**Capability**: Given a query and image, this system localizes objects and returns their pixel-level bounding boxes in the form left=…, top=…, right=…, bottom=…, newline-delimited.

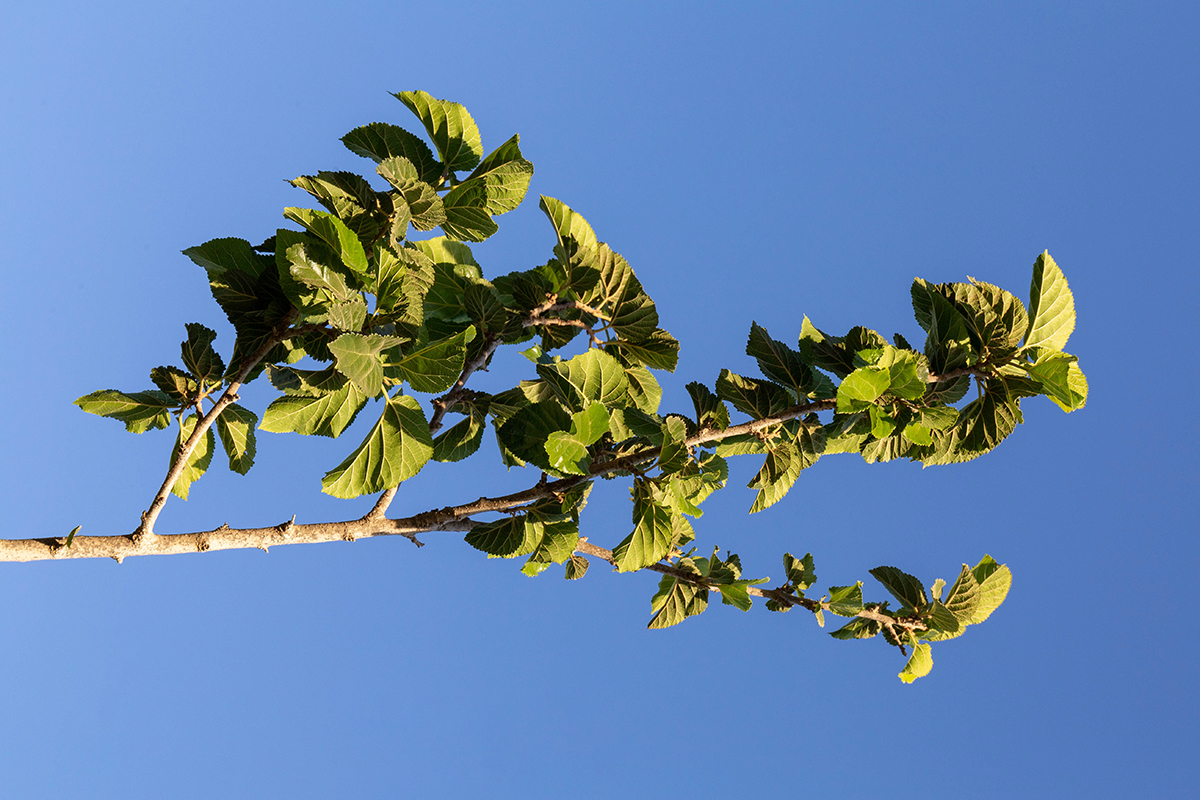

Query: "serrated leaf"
left=830, top=617, right=881, bottom=640
left=215, top=403, right=257, bottom=475
left=283, top=207, right=369, bottom=280
left=74, top=389, right=175, bottom=433
left=747, top=322, right=815, bottom=395
left=328, top=333, right=404, bottom=397
left=827, top=583, right=864, bottom=617
left=687, top=382, right=729, bottom=431
left=181, top=323, right=225, bottom=385
left=545, top=431, right=590, bottom=475
left=898, top=643, right=934, bottom=683
left=603, top=330, right=680, bottom=372
left=495, top=400, right=573, bottom=472
left=465, top=516, right=539, bottom=558
left=394, top=90, right=483, bottom=174
left=783, top=552, right=816, bottom=591
left=341, top=121, right=442, bottom=183
left=649, top=568, right=709, bottom=629
left=1024, top=251, right=1075, bottom=352
left=1026, top=352, right=1088, bottom=411
left=170, top=414, right=215, bottom=500
left=386, top=327, right=475, bottom=394
left=612, top=488, right=675, bottom=572
left=716, top=370, right=793, bottom=420
left=870, top=566, right=928, bottom=611
left=320, top=393, right=434, bottom=499
left=968, top=555, right=1012, bottom=624
left=150, top=366, right=198, bottom=403
left=182, top=237, right=264, bottom=278
left=265, top=381, right=367, bottom=441
left=289, top=171, right=383, bottom=239
left=836, top=366, right=891, bottom=413
left=625, top=366, right=663, bottom=415
left=431, top=411, right=485, bottom=462
left=537, top=348, right=630, bottom=410
left=564, top=554, right=590, bottom=580
left=748, top=441, right=805, bottom=513
left=582, top=244, right=658, bottom=342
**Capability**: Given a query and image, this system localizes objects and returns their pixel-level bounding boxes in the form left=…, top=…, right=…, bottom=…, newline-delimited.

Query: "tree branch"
left=135, top=311, right=300, bottom=541
left=2, top=398, right=838, bottom=563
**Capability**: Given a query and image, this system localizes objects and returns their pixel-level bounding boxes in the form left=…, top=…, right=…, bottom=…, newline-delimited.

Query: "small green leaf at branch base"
left=170, top=414, right=215, bottom=500
left=66, top=526, right=81, bottom=548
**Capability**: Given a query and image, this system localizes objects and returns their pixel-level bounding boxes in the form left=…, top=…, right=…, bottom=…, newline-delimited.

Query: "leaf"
left=539, top=196, right=599, bottom=278
left=66, top=525, right=80, bottom=548
left=625, top=366, right=663, bottom=415
left=387, top=327, right=476, bottom=394
left=170, top=414, right=215, bottom=500
left=329, top=333, right=404, bottom=397
left=150, top=366, right=198, bottom=404
left=182, top=237, right=264, bottom=278
left=495, top=400, right=574, bottom=472
left=394, top=90, right=483, bottom=174
left=648, top=571, right=709, bottom=629
left=283, top=207, right=369, bottom=279
left=827, top=583, right=864, bottom=617
left=259, top=371, right=368, bottom=438
left=74, top=389, right=175, bottom=433
left=870, top=566, right=928, bottom=611
left=1024, top=251, right=1075, bottom=352
left=829, top=617, right=881, bottom=640
left=603, top=331, right=680, bottom=372
left=968, top=555, right=1012, bottom=624
left=564, top=554, right=590, bottom=580
left=898, top=643, right=934, bottom=683
left=215, top=403, right=258, bottom=475
left=835, top=366, right=891, bottom=413
left=440, top=187, right=499, bottom=242
left=465, top=516, right=539, bottom=558
left=582, top=244, right=659, bottom=342
left=375, top=244, right=435, bottom=325
left=537, top=348, right=630, bottom=410
left=748, top=441, right=805, bottom=513
left=321, top=394, right=434, bottom=499
left=545, top=431, right=590, bottom=475
left=612, top=486, right=676, bottom=572
left=432, top=412, right=486, bottom=463
left=687, top=382, right=729, bottom=431
left=715, top=370, right=793, bottom=420
left=180, top=323, right=225, bottom=385
left=747, top=322, right=815, bottom=395
left=912, top=279, right=975, bottom=373
left=289, top=171, right=384, bottom=239
left=341, top=121, right=442, bottom=183
left=1026, top=352, right=1088, bottom=412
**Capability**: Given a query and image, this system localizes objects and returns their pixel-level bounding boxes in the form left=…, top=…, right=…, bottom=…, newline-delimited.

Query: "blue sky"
left=1, top=1, right=1196, bottom=797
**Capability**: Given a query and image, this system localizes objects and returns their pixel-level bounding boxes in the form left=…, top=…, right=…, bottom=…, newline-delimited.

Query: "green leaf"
left=260, top=371, right=368, bottom=439
left=182, top=237, right=264, bottom=278
left=869, top=405, right=896, bottom=439
left=181, top=323, right=225, bottom=385
left=783, top=552, right=816, bottom=591
left=870, top=566, right=928, bottom=611
left=603, top=331, right=680, bottom=372
left=544, top=431, right=590, bottom=475
left=170, top=414, right=215, bottom=500
left=74, top=389, right=175, bottom=433
left=341, top=121, right=441, bottom=183
left=440, top=186, right=499, bottom=242
left=564, top=554, right=590, bottom=580
left=829, top=616, right=881, bottom=640
left=411, top=236, right=479, bottom=268
left=716, top=370, right=793, bottom=420
left=836, top=366, right=890, bottom=413
left=539, top=196, right=599, bottom=276
left=827, top=583, right=864, bottom=617
left=648, top=569, right=709, bottom=629
left=495, top=400, right=574, bottom=472
left=328, top=333, right=404, bottom=397
left=748, top=441, right=805, bottom=513
left=386, top=327, right=476, bottom=394
left=1024, top=251, right=1075, bottom=352
left=625, top=366, right=663, bottom=415
left=394, top=90, right=483, bottom=174
left=968, top=555, right=1012, bottom=624
left=898, top=643, right=934, bottom=684
left=289, top=171, right=384, bottom=239
left=215, top=403, right=257, bottom=475
left=150, top=366, right=198, bottom=404
left=716, top=582, right=755, bottom=612
left=465, top=516, right=539, bottom=558
left=687, top=382, right=729, bottom=431
left=375, top=244, right=435, bottom=325
left=444, top=133, right=534, bottom=220
left=912, top=279, right=975, bottom=373
left=1026, top=352, right=1088, bottom=412
left=321, top=394, right=434, bottom=499
left=901, top=422, right=933, bottom=446
left=283, top=207, right=369, bottom=279
left=432, top=411, right=486, bottom=463
left=582, top=245, right=659, bottom=342
left=747, top=322, right=815, bottom=395
left=66, top=525, right=80, bottom=548
left=612, top=486, right=677, bottom=572
left=537, top=348, right=630, bottom=410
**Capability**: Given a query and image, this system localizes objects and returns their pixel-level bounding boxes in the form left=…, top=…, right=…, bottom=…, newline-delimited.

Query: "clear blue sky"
left=2, top=1, right=1196, bottom=797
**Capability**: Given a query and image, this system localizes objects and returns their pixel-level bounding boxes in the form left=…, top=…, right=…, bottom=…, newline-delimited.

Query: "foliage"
left=65, top=91, right=1086, bottom=682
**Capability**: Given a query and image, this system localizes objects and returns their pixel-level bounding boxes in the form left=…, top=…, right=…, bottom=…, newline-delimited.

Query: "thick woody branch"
left=1, top=396, right=840, bottom=563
